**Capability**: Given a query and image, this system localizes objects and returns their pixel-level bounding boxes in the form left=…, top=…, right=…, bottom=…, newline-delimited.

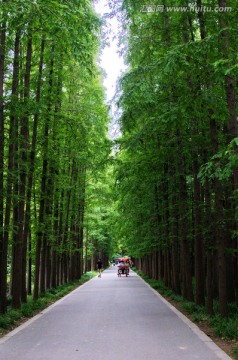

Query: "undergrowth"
left=0, top=271, right=97, bottom=333
left=135, top=269, right=238, bottom=359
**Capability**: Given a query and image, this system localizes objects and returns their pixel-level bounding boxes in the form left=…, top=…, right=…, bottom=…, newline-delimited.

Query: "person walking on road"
left=97, top=258, right=103, bottom=277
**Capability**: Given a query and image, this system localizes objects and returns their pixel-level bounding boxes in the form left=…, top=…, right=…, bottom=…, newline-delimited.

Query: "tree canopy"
left=0, top=0, right=111, bottom=312
left=0, top=0, right=238, bottom=320
left=112, top=0, right=238, bottom=317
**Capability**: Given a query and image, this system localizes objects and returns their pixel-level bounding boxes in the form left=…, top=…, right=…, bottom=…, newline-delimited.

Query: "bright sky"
left=94, top=1, right=126, bottom=103
left=94, top=0, right=128, bottom=139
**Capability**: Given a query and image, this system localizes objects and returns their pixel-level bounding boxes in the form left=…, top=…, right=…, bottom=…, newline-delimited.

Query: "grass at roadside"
left=0, top=271, right=97, bottom=335
left=135, top=269, right=238, bottom=359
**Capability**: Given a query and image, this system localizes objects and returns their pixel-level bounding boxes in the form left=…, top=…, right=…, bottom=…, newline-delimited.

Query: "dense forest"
left=114, top=0, right=238, bottom=317
left=0, top=0, right=238, bottom=321
left=0, top=0, right=112, bottom=314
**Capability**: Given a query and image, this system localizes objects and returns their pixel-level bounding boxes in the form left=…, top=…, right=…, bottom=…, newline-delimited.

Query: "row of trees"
left=114, top=0, right=238, bottom=316
left=83, top=166, right=116, bottom=272
left=0, top=0, right=111, bottom=314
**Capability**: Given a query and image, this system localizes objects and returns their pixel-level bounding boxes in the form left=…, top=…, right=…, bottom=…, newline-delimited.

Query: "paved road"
left=0, top=267, right=232, bottom=360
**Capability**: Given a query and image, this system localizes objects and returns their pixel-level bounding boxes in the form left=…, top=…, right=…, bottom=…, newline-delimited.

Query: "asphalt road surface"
left=0, top=266, right=232, bottom=360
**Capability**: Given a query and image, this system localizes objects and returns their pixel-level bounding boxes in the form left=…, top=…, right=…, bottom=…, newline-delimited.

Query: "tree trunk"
left=196, top=0, right=206, bottom=40
left=44, top=156, right=54, bottom=289
left=61, top=162, right=74, bottom=284
left=204, top=174, right=214, bottom=314
left=163, top=164, right=171, bottom=287
left=196, top=0, right=215, bottom=315
left=48, top=55, right=63, bottom=286
left=10, top=29, right=25, bottom=309
left=84, top=225, right=89, bottom=273
left=34, top=51, right=54, bottom=300
left=39, top=53, right=54, bottom=295
left=2, top=29, right=21, bottom=310
left=170, top=162, right=180, bottom=294
left=0, top=4, right=6, bottom=313
left=177, top=131, right=193, bottom=301
left=210, top=117, right=227, bottom=316
left=57, top=190, right=65, bottom=285
left=24, top=36, right=45, bottom=296
left=18, top=30, right=33, bottom=303
left=27, top=232, right=32, bottom=295
left=51, top=192, right=59, bottom=288
left=76, top=167, right=86, bottom=279
left=193, top=132, right=205, bottom=306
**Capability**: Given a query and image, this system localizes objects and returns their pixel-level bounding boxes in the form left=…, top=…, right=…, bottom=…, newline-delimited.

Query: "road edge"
left=137, top=273, right=232, bottom=360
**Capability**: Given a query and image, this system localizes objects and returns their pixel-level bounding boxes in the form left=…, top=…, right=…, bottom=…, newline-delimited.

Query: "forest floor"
left=162, top=294, right=238, bottom=360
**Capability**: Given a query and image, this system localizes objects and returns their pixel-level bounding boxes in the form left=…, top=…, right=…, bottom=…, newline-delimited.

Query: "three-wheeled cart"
left=117, top=257, right=130, bottom=277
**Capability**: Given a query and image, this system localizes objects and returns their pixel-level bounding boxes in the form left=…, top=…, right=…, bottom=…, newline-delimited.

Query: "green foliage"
left=110, top=0, right=238, bottom=319
left=84, top=163, right=117, bottom=262
left=198, top=138, right=238, bottom=183
left=209, top=315, right=238, bottom=340
left=0, top=315, right=12, bottom=330
left=21, top=303, right=34, bottom=318
left=232, top=346, right=238, bottom=360
left=0, top=0, right=112, bottom=313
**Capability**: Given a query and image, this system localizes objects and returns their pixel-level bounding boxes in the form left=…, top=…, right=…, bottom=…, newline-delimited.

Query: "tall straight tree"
left=24, top=36, right=45, bottom=295
left=0, top=0, right=7, bottom=313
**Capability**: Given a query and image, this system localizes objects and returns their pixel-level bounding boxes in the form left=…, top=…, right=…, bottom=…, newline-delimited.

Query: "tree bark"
left=0, top=3, right=7, bottom=313
left=34, top=52, right=54, bottom=300
left=170, top=162, right=181, bottom=294
left=84, top=225, right=89, bottom=273
left=210, top=116, right=227, bottom=316
left=2, top=29, right=21, bottom=311
left=76, top=167, right=86, bottom=279
left=18, top=30, right=33, bottom=304
left=193, top=131, right=205, bottom=306
left=49, top=54, right=63, bottom=286
left=39, top=52, right=54, bottom=295
left=177, top=130, right=193, bottom=301
left=24, top=36, right=45, bottom=296
left=11, top=29, right=30, bottom=309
